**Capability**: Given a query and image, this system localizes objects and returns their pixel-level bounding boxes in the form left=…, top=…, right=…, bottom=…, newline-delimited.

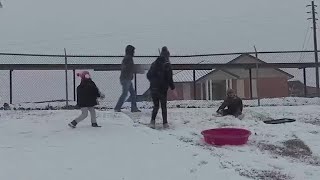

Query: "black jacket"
left=76, top=79, right=101, bottom=107
left=147, top=56, right=175, bottom=93
left=217, top=96, right=243, bottom=113
left=120, top=55, right=135, bottom=81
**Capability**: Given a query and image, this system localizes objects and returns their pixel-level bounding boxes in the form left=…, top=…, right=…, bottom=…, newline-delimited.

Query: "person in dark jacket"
left=68, top=71, right=105, bottom=128
left=147, top=47, right=175, bottom=129
left=216, top=89, right=244, bottom=118
left=114, top=45, right=140, bottom=112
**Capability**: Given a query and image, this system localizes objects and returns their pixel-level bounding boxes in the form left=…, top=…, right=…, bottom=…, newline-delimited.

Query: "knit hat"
left=76, top=71, right=91, bottom=79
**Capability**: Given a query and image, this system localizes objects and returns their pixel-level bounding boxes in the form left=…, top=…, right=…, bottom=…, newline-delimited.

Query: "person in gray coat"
left=114, top=45, right=140, bottom=112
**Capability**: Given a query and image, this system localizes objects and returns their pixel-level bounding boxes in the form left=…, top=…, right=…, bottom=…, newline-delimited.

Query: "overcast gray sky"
left=1, top=0, right=320, bottom=104
left=0, top=0, right=316, bottom=55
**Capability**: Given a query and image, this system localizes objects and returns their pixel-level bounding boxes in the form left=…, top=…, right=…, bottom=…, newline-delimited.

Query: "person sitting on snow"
left=216, top=89, right=244, bottom=119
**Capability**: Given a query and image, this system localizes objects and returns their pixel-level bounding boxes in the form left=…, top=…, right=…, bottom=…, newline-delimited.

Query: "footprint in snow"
left=198, top=160, right=208, bottom=166
left=190, top=168, right=197, bottom=173
left=19, top=131, right=32, bottom=135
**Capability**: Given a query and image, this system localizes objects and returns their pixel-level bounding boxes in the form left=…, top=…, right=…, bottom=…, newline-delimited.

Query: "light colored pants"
left=114, top=80, right=138, bottom=111
left=74, top=107, right=97, bottom=124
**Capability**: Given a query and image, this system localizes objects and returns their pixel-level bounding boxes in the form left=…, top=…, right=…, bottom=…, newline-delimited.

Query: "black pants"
left=221, top=109, right=242, bottom=117
left=151, top=91, right=168, bottom=124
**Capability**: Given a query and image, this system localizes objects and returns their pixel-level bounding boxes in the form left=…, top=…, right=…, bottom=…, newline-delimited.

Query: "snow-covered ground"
left=5, top=97, right=320, bottom=110
left=0, top=103, right=320, bottom=180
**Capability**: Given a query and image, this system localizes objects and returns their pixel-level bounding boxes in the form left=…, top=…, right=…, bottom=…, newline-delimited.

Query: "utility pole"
left=307, top=1, right=320, bottom=96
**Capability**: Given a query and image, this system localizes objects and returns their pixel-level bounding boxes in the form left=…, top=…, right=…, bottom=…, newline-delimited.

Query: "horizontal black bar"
left=0, top=63, right=319, bottom=71
left=0, top=50, right=319, bottom=58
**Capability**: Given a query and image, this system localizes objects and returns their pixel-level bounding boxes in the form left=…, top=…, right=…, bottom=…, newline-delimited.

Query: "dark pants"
left=221, top=109, right=242, bottom=117
left=115, top=80, right=138, bottom=111
left=151, top=91, right=168, bottom=124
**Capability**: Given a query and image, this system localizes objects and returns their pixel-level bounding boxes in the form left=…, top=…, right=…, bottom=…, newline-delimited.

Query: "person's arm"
left=95, top=87, right=101, bottom=98
left=166, top=63, right=175, bottom=90
left=147, top=63, right=155, bottom=81
left=146, top=70, right=152, bottom=81
left=76, top=86, right=81, bottom=106
left=239, top=98, right=243, bottom=112
left=90, top=81, right=100, bottom=98
left=217, top=98, right=229, bottom=112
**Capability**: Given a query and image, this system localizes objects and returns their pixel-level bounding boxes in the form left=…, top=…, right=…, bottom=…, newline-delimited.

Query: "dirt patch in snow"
left=305, top=120, right=320, bottom=126
left=236, top=168, right=293, bottom=180
left=258, top=139, right=320, bottom=166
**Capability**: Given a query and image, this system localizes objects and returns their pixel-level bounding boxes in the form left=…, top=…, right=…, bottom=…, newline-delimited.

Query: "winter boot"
left=92, top=123, right=101, bottom=127
left=149, top=120, right=156, bottom=129
left=68, top=120, right=77, bottom=128
left=237, top=114, right=245, bottom=120
left=163, top=123, right=169, bottom=129
left=131, top=109, right=141, bottom=113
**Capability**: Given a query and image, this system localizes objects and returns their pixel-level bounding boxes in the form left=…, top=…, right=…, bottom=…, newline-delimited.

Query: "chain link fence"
left=0, top=50, right=320, bottom=109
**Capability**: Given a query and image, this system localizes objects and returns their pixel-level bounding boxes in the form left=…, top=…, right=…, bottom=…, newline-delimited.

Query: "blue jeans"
left=114, top=80, right=138, bottom=111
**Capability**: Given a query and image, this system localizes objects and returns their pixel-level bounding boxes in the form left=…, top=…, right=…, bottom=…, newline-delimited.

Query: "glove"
left=100, top=93, right=105, bottom=99
left=216, top=109, right=223, bottom=115
left=170, top=84, right=175, bottom=90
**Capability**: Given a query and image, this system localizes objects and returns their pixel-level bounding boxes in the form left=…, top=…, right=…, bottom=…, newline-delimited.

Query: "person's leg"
left=222, top=109, right=232, bottom=116
left=114, top=80, right=130, bottom=111
left=128, top=81, right=140, bottom=112
left=160, top=92, right=168, bottom=126
left=150, top=92, right=160, bottom=128
left=88, top=107, right=96, bottom=122
left=74, top=108, right=89, bottom=123
left=233, top=109, right=244, bottom=119
left=68, top=108, right=88, bottom=128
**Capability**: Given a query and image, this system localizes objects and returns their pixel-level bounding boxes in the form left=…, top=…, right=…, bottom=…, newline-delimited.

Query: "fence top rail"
left=0, top=50, right=319, bottom=58
left=0, top=63, right=318, bottom=71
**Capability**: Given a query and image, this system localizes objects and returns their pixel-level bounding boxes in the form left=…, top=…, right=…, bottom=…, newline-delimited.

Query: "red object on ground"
left=201, top=128, right=251, bottom=146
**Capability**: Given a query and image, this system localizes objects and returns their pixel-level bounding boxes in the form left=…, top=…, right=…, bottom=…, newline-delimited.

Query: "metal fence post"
left=64, top=48, right=69, bottom=107
left=73, top=69, right=76, bottom=101
left=9, top=70, right=13, bottom=104
left=134, top=73, right=137, bottom=95
left=255, top=64, right=260, bottom=106
left=254, top=46, right=260, bottom=106
left=249, top=68, right=253, bottom=99
left=193, top=69, right=196, bottom=100
left=303, top=68, right=307, bottom=97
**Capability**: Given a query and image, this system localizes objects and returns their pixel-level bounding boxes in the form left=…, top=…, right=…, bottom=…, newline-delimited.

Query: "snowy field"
left=0, top=101, right=320, bottom=180
left=3, top=97, right=320, bottom=110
